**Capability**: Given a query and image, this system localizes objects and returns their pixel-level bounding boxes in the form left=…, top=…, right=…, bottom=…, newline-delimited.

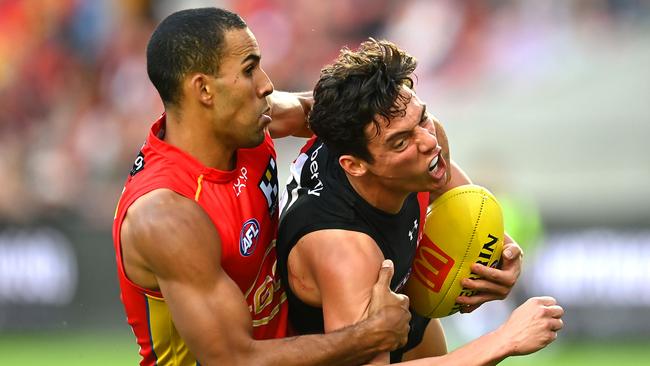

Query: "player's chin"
left=425, top=173, right=448, bottom=191
left=242, top=130, right=266, bottom=149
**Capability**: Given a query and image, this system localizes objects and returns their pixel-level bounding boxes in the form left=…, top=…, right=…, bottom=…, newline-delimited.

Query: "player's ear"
left=187, top=73, right=213, bottom=106
left=339, top=155, right=367, bottom=177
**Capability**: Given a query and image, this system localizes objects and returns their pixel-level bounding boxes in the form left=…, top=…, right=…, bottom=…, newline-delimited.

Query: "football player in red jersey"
left=112, top=8, right=410, bottom=366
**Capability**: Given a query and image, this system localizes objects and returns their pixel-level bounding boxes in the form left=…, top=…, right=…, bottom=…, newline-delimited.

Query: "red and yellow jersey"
left=112, top=115, right=289, bottom=366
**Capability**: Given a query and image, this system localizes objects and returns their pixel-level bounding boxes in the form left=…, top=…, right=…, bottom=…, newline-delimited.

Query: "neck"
left=345, top=173, right=409, bottom=214
left=164, top=109, right=236, bottom=171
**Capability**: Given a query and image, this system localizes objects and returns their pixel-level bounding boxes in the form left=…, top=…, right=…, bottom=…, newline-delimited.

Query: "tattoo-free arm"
left=290, top=229, right=393, bottom=364
left=268, top=91, right=314, bottom=138
left=121, top=189, right=404, bottom=366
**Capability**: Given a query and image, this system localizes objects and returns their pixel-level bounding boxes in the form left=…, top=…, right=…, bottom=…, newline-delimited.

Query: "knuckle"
left=400, top=294, right=410, bottom=305
left=499, top=275, right=515, bottom=287
left=498, top=285, right=510, bottom=296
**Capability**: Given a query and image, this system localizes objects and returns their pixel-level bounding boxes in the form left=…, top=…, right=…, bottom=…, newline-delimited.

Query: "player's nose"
left=258, top=68, right=274, bottom=98
left=416, top=126, right=438, bottom=153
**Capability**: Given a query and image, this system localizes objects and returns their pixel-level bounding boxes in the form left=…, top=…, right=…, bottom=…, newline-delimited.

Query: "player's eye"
left=244, top=64, right=255, bottom=76
left=394, top=139, right=408, bottom=150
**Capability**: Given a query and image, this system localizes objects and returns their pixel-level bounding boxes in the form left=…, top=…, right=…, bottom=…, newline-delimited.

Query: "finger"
left=398, top=293, right=410, bottom=309
left=461, top=278, right=510, bottom=296
left=545, top=304, right=564, bottom=319
left=375, top=259, right=395, bottom=289
left=532, top=296, right=557, bottom=306
left=469, top=264, right=517, bottom=287
left=460, top=304, right=480, bottom=314
left=456, top=292, right=501, bottom=306
left=502, top=242, right=523, bottom=261
left=549, top=318, right=564, bottom=332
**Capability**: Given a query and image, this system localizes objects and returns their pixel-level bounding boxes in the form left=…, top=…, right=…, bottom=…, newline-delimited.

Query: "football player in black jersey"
left=278, top=39, right=564, bottom=365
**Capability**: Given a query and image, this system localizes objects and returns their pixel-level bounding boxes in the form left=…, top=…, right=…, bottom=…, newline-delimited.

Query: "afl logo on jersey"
left=239, top=218, right=260, bottom=257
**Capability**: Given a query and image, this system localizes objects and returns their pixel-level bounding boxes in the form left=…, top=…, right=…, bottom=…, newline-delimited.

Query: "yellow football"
left=405, top=184, right=504, bottom=318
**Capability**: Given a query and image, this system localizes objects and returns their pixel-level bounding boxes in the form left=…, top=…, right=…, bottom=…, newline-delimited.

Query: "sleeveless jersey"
left=277, top=136, right=430, bottom=362
left=112, top=115, right=289, bottom=366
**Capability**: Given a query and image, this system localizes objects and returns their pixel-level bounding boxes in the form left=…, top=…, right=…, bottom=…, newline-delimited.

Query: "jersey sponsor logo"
left=233, top=166, right=248, bottom=196
left=307, top=143, right=325, bottom=197
left=239, top=219, right=261, bottom=257
left=129, top=151, right=145, bottom=176
left=258, top=157, right=278, bottom=215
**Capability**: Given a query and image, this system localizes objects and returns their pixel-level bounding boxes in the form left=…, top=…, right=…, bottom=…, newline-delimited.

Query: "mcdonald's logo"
left=412, top=235, right=455, bottom=293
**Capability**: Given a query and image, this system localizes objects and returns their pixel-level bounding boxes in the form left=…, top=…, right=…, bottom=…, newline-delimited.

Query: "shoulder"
left=122, top=189, right=221, bottom=275
left=125, top=189, right=207, bottom=233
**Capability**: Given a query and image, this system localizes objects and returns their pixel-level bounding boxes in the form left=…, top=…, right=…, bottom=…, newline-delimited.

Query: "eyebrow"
left=241, top=54, right=261, bottom=65
left=384, top=103, right=428, bottom=145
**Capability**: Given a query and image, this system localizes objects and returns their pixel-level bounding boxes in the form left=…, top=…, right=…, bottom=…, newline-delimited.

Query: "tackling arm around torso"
left=120, top=189, right=408, bottom=366
left=286, top=226, right=561, bottom=366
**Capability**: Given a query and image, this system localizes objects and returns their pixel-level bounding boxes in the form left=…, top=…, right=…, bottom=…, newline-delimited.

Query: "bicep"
left=157, top=261, right=254, bottom=364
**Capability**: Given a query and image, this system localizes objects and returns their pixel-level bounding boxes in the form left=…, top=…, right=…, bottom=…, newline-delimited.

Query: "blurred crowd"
left=0, top=0, right=647, bottom=227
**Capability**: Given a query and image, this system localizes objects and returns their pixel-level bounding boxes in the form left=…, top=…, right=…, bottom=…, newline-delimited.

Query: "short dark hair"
left=309, top=39, right=417, bottom=163
left=146, top=8, right=247, bottom=107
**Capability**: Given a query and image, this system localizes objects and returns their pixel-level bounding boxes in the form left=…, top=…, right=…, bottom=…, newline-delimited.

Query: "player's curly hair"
left=146, top=8, right=247, bottom=107
left=309, top=38, right=417, bottom=163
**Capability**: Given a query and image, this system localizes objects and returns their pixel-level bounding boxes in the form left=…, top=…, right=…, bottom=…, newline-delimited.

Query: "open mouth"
left=429, top=154, right=439, bottom=172
left=428, top=152, right=446, bottom=180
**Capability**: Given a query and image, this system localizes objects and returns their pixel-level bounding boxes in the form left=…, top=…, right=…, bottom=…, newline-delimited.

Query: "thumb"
left=502, top=243, right=522, bottom=263
left=375, top=259, right=395, bottom=289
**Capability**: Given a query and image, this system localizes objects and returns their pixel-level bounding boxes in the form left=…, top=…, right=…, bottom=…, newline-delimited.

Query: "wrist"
left=356, top=314, right=394, bottom=354
left=485, top=327, right=512, bottom=363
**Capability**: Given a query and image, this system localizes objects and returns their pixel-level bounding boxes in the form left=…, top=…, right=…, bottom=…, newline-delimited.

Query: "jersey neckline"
left=147, top=114, right=241, bottom=183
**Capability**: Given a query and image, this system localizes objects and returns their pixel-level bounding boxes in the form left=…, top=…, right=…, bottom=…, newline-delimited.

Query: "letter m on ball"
left=412, top=235, right=455, bottom=293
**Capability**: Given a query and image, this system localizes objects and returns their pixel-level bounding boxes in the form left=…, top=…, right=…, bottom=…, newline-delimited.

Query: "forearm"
left=268, top=91, right=313, bottom=138
left=395, top=329, right=509, bottom=366
left=245, top=316, right=393, bottom=366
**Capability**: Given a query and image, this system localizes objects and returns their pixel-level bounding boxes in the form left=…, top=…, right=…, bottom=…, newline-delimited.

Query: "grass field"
left=0, top=329, right=647, bottom=365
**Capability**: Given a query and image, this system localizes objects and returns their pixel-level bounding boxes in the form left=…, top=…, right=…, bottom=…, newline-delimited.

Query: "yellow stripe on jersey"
left=114, top=187, right=126, bottom=219
left=194, top=174, right=204, bottom=202
left=145, top=294, right=197, bottom=366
